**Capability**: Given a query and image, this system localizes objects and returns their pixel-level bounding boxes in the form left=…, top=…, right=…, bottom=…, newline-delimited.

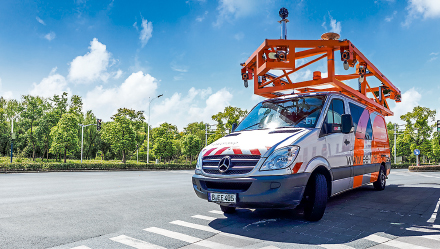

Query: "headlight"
left=196, top=152, right=203, bottom=170
left=260, top=145, right=299, bottom=171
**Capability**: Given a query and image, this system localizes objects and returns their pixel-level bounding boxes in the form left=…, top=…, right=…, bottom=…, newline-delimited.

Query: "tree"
left=400, top=106, right=436, bottom=161
left=20, top=95, right=44, bottom=161
left=83, top=110, right=100, bottom=160
left=184, top=122, right=207, bottom=145
left=153, top=137, right=175, bottom=162
left=36, top=111, right=57, bottom=161
left=209, top=106, right=247, bottom=144
left=181, top=134, right=202, bottom=164
left=50, top=113, right=79, bottom=163
left=101, top=108, right=140, bottom=163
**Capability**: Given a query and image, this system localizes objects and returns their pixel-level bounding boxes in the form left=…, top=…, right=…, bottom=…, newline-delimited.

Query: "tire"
left=220, top=205, right=236, bottom=214
left=373, top=166, right=386, bottom=191
left=303, top=173, right=328, bottom=221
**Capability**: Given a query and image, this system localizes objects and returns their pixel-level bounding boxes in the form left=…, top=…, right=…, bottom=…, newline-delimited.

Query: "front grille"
left=202, top=155, right=260, bottom=175
left=202, top=181, right=252, bottom=191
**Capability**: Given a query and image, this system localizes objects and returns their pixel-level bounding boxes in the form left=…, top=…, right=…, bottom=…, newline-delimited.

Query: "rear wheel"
left=373, top=166, right=386, bottom=191
left=220, top=205, right=236, bottom=214
left=303, top=173, right=328, bottom=221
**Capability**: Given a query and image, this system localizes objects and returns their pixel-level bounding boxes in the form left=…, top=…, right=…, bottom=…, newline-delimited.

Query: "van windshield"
left=235, top=96, right=326, bottom=131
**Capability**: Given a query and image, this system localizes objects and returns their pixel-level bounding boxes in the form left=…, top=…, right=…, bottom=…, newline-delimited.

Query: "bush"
left=408, top=165, right=440, bottom=172
left=0, top=162, right=195, bottom=172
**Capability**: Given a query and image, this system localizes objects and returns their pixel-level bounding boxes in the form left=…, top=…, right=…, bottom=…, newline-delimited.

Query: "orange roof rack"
left=240, top=8, right=401, bottom=116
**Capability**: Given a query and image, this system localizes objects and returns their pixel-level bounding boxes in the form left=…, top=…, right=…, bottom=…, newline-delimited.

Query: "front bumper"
left=192, top=173, right=310, bottom=209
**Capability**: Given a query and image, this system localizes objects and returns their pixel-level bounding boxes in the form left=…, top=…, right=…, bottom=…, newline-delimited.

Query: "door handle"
left=344, top=139, right=350, bottom=145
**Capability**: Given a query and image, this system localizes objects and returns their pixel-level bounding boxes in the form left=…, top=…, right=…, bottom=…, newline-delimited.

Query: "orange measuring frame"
left=241, top=39, right=401, bottom=116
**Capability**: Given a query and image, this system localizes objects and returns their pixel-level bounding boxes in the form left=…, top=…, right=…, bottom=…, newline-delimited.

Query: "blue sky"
left=0, top=0, right=439, bottom=129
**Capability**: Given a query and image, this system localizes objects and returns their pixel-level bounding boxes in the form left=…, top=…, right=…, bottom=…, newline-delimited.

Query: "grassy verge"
left=408, top=165, right=440, bottom=172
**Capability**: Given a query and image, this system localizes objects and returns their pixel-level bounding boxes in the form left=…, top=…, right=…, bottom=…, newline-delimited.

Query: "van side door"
left=321, top=98, right=353, bottom=194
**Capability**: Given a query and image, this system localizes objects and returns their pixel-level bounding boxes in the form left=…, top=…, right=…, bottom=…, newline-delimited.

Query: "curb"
left=0, top=168, right=195, bottom=174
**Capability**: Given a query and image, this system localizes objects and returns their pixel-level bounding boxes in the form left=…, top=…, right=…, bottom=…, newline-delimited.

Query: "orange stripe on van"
left=292, top=162, right=303, bottom=174
left=353, top=175, right=363, bottom=188
left=370, top=172, right=379, bottom=182
left=214, top=147, right=230, bottom=155
left=250, top=149, right=261, bottom=155
left=232, top=147, right=242, bottom=154
left=203, top=148, right=216, bottom=157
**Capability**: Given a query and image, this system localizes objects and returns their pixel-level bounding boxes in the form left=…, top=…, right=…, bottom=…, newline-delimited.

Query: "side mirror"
left=231, top=123, right=238, bottom=133
left=341, top=114, right=353, bottom=134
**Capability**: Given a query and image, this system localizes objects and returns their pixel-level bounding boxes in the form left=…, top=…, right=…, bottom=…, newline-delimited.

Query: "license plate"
left=209, top=193, right=236, bottom=203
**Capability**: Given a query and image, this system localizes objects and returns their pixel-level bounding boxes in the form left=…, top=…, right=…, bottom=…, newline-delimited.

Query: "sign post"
left=414, top=149, right=420, bottom=166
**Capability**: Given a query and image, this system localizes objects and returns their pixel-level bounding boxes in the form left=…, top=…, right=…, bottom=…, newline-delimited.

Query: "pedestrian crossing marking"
left=192, top=214, right=217, bottom=221
left=364, top=234, right=430, bottom=249
left=319, top=244, right=355, bottom=249
left=209, top=210, right=224, bottom=215
left=363, top=234, right=391, bottom=243
left=70, top=246, right=92, bottom=249
left=110, top=235, right=166, bottom=249
left=171, top=220, right=219, bottom=233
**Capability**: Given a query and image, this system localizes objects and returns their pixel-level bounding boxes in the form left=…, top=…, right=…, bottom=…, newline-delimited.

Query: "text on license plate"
left=209, top=193, right=236, bottom=203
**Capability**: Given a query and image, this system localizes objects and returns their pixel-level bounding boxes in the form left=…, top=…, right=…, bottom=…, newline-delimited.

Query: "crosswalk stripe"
left=144, top=227, right=200, bottom=243
left=170, top=220, right=219, bottom=233
left=209, top=210, right=224, bottom=215
left=192, top=214, right=217, bottom=221
left=71, top=246, right=92, bottom=249
left=258, top=246, right=281, bottom=249
left=406, top=226, right=440, bottom=233
left=433, top=225, right=440, bottom=229
left=320, top=244, right=355, bottom=249
left=422, top=234, right=440, bottom=241
left=110, top=235, right=166, bottom=249
left=364, top=234, right=430, bottom=249
left=144, top=227, right=236, bottom=249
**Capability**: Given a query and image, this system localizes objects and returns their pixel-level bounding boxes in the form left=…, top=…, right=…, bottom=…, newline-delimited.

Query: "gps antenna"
left=279, top=7, right=289, bottom=39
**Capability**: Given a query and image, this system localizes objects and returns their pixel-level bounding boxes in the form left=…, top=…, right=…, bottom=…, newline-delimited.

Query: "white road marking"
left=170, top=220, right=219, bottom=233
left=144, top=227, right=200, bottom=243
left=192, top=214, right=217, bottom=221
left=209, top=210, right=224, bottom=215
left=259, top=246, right=281, bottom=249
left=71, top=246, right=92, bottom=249
left=422, top=234, right=440, bottom=241
left=320, top=244, right=355, bottom=249
left=144, top=227, right=236, bottom=249
left=364, top=234, right=430, bottom=249
left=110, top=235, right=166, bottom=249
left=406, top=226, right=440, bottom=233
left=170, top=220, right=260, bottom=242
left=427, top=198, right=440, bottom=223
left=433, top=225, right=440, bottom=229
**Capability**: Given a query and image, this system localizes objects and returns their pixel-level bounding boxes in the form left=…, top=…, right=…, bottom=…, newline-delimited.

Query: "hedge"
left=0, top=163, right=196, bottom=172
left=408, top=165, right=440, bottom=172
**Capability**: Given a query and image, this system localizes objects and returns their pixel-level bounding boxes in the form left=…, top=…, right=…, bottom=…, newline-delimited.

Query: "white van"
left=192, top=92, right=390, bottom=221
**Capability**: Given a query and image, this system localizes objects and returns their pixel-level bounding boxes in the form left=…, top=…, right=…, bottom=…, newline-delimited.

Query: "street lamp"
left=138, top=110, right=145, bottom=163
left=10, top=115, right=18, bottom=163
left=147, top=94, right=163, bottom=164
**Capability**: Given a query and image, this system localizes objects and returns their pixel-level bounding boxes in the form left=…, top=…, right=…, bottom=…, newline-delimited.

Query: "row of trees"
left=0, top=92, right=247, bottom=163
left=387, top=106, right=440, bottom=164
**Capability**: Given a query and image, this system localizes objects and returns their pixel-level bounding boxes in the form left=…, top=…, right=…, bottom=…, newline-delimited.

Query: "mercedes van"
left=192, top=92, right=390, bottom=221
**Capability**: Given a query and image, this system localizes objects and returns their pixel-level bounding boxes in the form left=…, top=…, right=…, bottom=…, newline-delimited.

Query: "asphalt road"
left=1, top=169, right=440, bottom=249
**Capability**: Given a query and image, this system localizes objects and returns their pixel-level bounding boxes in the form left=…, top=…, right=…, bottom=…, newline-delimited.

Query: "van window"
left=322, top=98, right=345, bottom=134
left=349, top=103, right=373, bottom=140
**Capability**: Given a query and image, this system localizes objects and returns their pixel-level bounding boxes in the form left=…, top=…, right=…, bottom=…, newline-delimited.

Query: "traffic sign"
left=414, top=149, right=420, bottom=156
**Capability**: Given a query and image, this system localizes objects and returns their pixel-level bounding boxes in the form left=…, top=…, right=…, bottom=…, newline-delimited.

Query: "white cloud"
left=385, top=88, right=421, bottom=124
left=214, top=0, right=256, bottom=27
left=36, top=16, right=46, bottom=25
left=83, top=71, right=158, bottom=117
left=30, top=67, right=71, bottom=98
left=0, top=77, right=13, bottom=100
left=44, top=31, right=56, bottom=41
left=171, top=66, right=188, bottom=73
left=234, top=32, right=244, bottom=40
left=113, top=69, right=123, bottom=79
left=322, top=13, right=341, bottom=34
left=404, top=0, right=440, bottom=26
left=68, top=38, right=111, bottom=83
left=385, top=11, right=397, bottom=22
left=196, top=11, right=208, bottom=22
left=151, top=87, right=233, bottom=130
left=140, top=18, right=153, bottom=47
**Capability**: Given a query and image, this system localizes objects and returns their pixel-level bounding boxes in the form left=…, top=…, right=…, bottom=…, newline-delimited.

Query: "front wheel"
left=220, top=205, right=236, bottom=214
left=373, top=166, right=386, bottom=191
left=303, top=173, right=328, bottom=221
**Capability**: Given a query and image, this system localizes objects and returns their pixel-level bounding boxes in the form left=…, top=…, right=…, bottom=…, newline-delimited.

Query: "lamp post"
left=147, top=94, right=163, bottom=164
left=78, top=123, right=97, bottom=163
left=10, top=116, right=18, bottom=163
